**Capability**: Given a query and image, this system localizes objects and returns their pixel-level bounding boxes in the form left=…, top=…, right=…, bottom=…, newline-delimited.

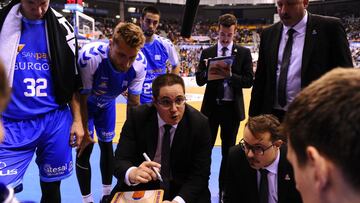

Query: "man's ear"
left=306, top=146, right=330, bottom=191
left=273, top=139, right=284, bottom=148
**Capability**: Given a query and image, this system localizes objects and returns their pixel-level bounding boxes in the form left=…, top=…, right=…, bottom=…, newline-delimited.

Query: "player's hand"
left=70, top=120, right=84, bottom=148
left=129, top=161, right=161, bottom=184
left=77, top=131, right=95, bottom=157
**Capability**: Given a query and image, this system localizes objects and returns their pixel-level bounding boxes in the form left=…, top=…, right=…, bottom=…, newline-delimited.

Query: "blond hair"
left=112, top=22, right=145, bottom=50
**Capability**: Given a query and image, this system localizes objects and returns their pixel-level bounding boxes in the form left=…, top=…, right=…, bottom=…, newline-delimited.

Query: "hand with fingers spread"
left=129, top=161, right=161, bottom=184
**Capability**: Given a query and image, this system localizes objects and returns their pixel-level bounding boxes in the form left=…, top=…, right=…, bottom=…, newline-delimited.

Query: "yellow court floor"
left=113, top=87, right=252, bottom=146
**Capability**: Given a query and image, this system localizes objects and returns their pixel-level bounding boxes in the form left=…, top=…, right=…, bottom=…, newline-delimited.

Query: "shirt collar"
left=263, top=149, right=280, bottom=175
left=283, top=10, right=308, bottom=35
left=157, top=113, right=178, bottom=129
left=217, top=41, right=233, bottom=53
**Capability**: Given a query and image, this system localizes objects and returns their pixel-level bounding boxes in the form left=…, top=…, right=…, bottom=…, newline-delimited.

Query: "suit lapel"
left=301, top=13, right=316, bottom=86
left=211, top=44, right=218, bottom=57
left=271, top=23, right=283, bottom=81
left=277, top=147, right=290, bottom=203
left=146, top=109, right=159, bottom=159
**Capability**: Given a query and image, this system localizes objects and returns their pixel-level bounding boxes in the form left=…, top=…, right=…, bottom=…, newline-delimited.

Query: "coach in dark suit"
left=223, top=115, right=302, bottom=203
left=110, top=74, right=212, bottom=203
left=249, top=0, right=353, bottom=121
left=196, top=13, right=253, bottom=197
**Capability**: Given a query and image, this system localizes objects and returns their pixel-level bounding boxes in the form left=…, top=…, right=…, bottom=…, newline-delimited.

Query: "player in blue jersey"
left=0, top=0, right=84, bottom=202
left=139, top=6, right=180, bottom=104
left=76, top=22, right=146, bottom=203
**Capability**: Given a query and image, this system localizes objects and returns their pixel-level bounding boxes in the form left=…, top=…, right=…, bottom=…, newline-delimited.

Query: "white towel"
left=0, top=3, right=22, bottom=87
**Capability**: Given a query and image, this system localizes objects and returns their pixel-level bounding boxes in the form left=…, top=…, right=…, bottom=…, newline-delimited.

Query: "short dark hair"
left=152, top=74, right=185, bottom=99
left=141, top=6, right=160, bottom=18
left=282, top=68, right=360, bottom=190
left=246, top=114, right=283, bottom=142
left=218, top=13, right=237, bottom=28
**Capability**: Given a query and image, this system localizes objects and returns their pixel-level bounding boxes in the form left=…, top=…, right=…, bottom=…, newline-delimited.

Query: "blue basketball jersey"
left=3, top=18, right=58, bottom=119
left=140, top=35, right=179, bottom=104
left=78, top=42, right=147, bottom=107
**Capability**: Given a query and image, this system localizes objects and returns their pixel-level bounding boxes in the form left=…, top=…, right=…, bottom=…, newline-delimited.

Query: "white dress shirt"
left=125, top=115, right=185, bottom=203
left=257, top=151, right=280, bottom=203
left=275, top=10, right=308, bottom=110
left=217, top=41, right=234, bottom=101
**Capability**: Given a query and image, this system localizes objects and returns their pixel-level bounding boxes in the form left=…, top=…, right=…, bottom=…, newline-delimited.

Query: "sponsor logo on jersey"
left=43, top=161, right=72, bottom=176
left=0, top=162, right=18, bottom=176
left=15, top=62, right=50, bottom=71
left=21, top=51, right=49, bottom=60
left=101, top=131, right=114, bottom=138
left=121, top=80, right=128, bottom=88
left=99, top=82, right=108, bottom=88
left=17, top=44, right=25, bottom=53
left=155, top=55, right=161, bottom=61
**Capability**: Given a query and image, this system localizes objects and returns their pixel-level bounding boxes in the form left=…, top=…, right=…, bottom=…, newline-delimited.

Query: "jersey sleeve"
left=159, top=36, right=180, bottom=68
left=128, top=51, right=147, bottom=95
left=78, top=42, right=107, bottom=94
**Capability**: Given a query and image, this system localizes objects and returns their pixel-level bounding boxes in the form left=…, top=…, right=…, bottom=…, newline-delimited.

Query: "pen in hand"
left=142, top=152, right=163, bottom=182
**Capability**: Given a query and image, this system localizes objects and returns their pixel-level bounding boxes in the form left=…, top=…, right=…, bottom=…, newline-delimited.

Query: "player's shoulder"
left=155, top=35, right=175, bottom=47
left=78, top=42, right=108, bottom=68
left=80, top=41, right=108, bottom=56
left=132, top=50, right=147, bottom=71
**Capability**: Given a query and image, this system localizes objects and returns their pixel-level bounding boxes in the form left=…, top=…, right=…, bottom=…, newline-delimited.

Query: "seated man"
left=283, top=68, right=360, bottom=203
left=111, top=73, right=212, bottom=203
left=223, top=114, right=302, bottom=203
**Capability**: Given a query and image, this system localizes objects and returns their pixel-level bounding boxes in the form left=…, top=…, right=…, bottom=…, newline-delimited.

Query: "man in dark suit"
left=110, top=74, right=212, bottom=203
left=223, top=114, right=302, bottom=203
left=195, top=13, right=253, bottom=198
left=249, top=0, right=353, bottom=121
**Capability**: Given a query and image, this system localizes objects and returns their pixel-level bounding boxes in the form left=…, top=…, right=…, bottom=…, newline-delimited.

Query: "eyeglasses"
left=239, top=138, right=274, bottom=156
left=156, top=96, right=186, bottom=109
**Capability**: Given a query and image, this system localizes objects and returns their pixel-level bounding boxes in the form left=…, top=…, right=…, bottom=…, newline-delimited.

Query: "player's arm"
left=163, top=37, right=180, bottom=75
left=76, top=44, right=101, bottom=155
left=126, top=51, right=147, bottom=117
left=69, top=92, right=84, bottom=148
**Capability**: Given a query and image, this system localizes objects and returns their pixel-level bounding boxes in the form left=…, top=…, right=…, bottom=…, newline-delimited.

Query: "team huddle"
left=1, top=0, right=360, bottom=203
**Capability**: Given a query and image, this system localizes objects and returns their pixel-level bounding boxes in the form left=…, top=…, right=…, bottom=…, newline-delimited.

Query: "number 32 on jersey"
left=23, top=78, right=47, bottom=97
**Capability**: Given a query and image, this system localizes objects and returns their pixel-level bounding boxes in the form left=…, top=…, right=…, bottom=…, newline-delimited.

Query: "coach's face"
left=21, top=0, right=49, bottom=20
left=218, top=24, right=236, bottom=48
left=277, top=0, right=309, bottom=27
left=154, top=84, right=185, bottom=125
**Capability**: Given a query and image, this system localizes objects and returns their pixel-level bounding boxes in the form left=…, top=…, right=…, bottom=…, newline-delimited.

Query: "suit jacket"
left=196, top=43, right=253, bottom=121
left=223, top=145, right=302, bottom=203
left=113, top=104, right=212, bottom=203
left=249, top=13, right=353, bottom=116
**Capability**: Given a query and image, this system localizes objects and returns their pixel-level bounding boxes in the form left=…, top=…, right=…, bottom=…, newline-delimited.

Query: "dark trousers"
left=208, top=101, right=240, bottom=195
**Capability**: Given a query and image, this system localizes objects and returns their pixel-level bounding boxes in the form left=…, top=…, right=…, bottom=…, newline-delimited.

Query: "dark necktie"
left=217, top=47, right=228, bottom=100
left=259, top=169, right=269, bottom=203
left=278, top=28, right=295, bottom=107
left=161, top=124, right=172, bottom=197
